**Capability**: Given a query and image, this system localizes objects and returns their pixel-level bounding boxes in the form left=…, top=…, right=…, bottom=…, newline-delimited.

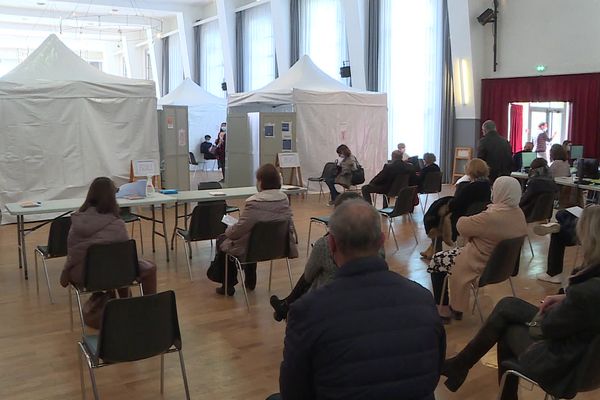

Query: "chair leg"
left=471, top=284, right=484, bottom=323
left=78, top=344, right=86, bottom=400
left=41, top=257, right=54, bottom=304
left=286, top=258, right=293, bottom=289
left=306, top=221, right=314, bottom=257
left=34, top=251, right=40, bottom=295
left=182, top=240, right=193, bottom=281
left=527, top=235, right=534, bottom=257
left=235, top=259, right=250, bottom=312
left=160, top=354, right=165, bottom=394
left=69, top=286, right=74, bottom=331
left=439, top=274, right=449, bottom=307
left=508, top=277, right=516, bottom=297
left=74, top=290, right=86, bottom=335
left=268, top=260, right=273, bottom=292
left=408, top=214, right=419, bottom=244
left=178, top=350, right=191, bottom=400
left=318, top=182, right=323, bottom=201
left=388, top=217, right=399, bottom=251
left=138, top=220, right=144, bottom=255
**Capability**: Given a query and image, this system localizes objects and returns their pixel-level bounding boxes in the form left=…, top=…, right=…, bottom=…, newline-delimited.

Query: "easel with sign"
left=276, top=152, right=303, bottom=186
left=129, top=160, right=161, bottom=188
left=452, top=147, right=473, bottom=183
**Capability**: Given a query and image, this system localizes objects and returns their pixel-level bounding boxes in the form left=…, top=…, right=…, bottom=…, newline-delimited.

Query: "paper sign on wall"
left=281, top=122, right=292, bottom=138
left=339, top=122, right=348, bottom=141
left=133, top=160, right=158, bottom=177
left=178, top=129, right=187, bottom=147
left=278, top=152, right=300, bottom=168
left=264, top=123, right=274, bottom=138
left=167, top=116, right=174, bottom=129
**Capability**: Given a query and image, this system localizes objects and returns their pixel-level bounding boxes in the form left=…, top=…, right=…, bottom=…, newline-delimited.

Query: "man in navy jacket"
left=270, top=199, right=445, bottom=400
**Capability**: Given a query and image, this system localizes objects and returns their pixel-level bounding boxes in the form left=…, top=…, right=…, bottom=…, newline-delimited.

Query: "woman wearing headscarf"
left=441, top=205, right=600, bottom=400
left=428, top=176, right=527, bottom=322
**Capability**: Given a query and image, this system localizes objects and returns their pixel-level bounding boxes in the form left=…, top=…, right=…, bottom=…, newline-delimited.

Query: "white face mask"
left=222, top=126, right=227, bottom=133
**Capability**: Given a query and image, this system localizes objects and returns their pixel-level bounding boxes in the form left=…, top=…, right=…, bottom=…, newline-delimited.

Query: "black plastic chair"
left=69, top=240, right=141, bottom=334
left=189, top=152, right=200, bottom=180
left=419, top=171, right=443, bottom=211
left=198, top=181, right=240, bottom=215
left=380, top=173, right=410, bottom=208
left=176, top=201, right=227, bottom=280
left=306, top=215, right=330, bottom=256
left=498, top=336, right=600, bottom=400
left=522, top=191, right=556, bottom=257
left=34, top=216, right=71, bottom=304
left=441, top=236, right=524, bottom=323
left=378, top=186, right=418, bottom=250
left=78, top=291, right=190, bottom=400
left=119, top=207, right=144, bottom=254
left=307, top=162, right=338, bottom=201
left=225, top=220, right=295, bottom=312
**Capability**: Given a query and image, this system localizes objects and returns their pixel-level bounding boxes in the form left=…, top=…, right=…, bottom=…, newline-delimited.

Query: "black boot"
left=244, top=264, right=257, bottom=290
left=270, top=274, right=311, bottom=322
left=270, top=296, right=289, bottom=321
left=216, top=285, right=235, bottom=296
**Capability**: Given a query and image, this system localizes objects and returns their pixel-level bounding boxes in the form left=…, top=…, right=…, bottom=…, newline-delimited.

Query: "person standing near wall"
left=476, top=120, right=513, bottom=182
left=215, top=122, right=227, bottom=181
left=535, top=122, right=556, bottom=160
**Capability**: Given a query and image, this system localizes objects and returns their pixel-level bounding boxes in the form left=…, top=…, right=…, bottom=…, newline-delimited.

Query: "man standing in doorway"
left=476, top=120, right=513, bottom=182
left=535, top=122, right=556, bottom=160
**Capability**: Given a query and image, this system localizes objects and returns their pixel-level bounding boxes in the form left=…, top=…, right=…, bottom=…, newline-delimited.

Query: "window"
left=299, top=0, right=348, bottom=82
left=242, top=3, right=276, bottom=91
left=168, top=33, right=184, bottom=91
left=379, top=0, right=443, bottom=157
left=199, top=20, right=225, bottom=97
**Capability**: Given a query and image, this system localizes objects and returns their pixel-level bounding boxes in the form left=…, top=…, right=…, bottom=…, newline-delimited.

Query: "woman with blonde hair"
left=441, top=205, right=600, bottom=400
left=427, top=177, right=527, bottom=322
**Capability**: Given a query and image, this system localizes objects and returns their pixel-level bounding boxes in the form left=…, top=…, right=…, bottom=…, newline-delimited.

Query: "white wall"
left=481, top=0, right=600, bottom=78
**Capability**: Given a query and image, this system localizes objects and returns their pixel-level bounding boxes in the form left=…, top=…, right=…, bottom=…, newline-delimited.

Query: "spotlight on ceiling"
left=477, top=8, right=495, bottom=25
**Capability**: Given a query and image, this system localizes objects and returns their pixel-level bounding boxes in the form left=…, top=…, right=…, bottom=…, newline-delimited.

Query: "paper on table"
left=566, top=206, right=583, bottom=218
left=19, top=201, right=41, bottom=208
left=209, top=191, right=226, bottom=196
left=222, top=214, right=238, bottom=226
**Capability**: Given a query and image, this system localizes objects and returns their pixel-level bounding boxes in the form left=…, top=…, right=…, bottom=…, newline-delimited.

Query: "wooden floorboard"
left=0, top=178, right=593, bottom=399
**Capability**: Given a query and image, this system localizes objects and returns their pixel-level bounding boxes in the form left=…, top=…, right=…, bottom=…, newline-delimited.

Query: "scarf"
left=488, top=176, right=522, bottom=212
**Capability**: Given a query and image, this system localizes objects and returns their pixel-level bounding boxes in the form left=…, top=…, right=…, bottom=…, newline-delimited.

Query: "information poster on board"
left=167, top=116, right=174, bottom=129
left=281, top=121, right=292, bottom=138
left=264, top=123, right=274, bottom=138
left=133, top=159, right=158, bottom=177
left=278, top=152, right=300, bottom=168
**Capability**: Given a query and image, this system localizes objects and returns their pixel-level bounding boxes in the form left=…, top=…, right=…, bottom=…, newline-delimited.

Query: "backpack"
left=351, top=161, right=365, bottom=185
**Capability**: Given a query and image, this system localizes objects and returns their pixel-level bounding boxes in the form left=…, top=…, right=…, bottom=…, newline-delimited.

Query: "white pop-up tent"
left=228, top=55, right=388, bottom=186
left=158, top=78, right=226, bottom=157
left=0, top=34, right=158, bottom=217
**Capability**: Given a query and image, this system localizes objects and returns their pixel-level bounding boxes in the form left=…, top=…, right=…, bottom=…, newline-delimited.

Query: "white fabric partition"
left=228, top=56, right=388, bottom=186
left=158, top=78, right=227, bottom=156
left=0, top=34, right=158, bottom=220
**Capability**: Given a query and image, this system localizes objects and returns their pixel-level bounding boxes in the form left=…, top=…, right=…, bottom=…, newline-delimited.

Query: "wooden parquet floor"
left=0, top=179, right=594, bottom=399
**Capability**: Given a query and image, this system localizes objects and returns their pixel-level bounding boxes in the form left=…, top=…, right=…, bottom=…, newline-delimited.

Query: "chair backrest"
left=574, top=335, right=600, bottom=393
left=524, top=191, right=555, bottom=223
left=243, top=220, right=291, bottom=263
left=478, top=236, right=525, bottom=287
left=386, top=173, right=410, bottom=197
left=421, top=171, right=443, bottom=194
left=188, top=201, right=227, bottom=241
left=46, top=216, right=71, bottom=257
left=389, top=185, right=418, bottom=217
left=322, top=162, right=339, bottom=179
left=83, top=240, right=139, bottom=292
left=97, top=291, right=182, bottom=363
left=198, top=181, right=222, bottom=190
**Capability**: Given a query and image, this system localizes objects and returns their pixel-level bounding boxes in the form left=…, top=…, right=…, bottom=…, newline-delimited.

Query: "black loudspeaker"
left=340, top=65, right=351, bottom=78
left=477, top=8, right=495, bottom=25
left=221, top=81, right=227, bottom=91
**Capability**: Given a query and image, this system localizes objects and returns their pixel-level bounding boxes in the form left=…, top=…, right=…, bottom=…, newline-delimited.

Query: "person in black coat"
left=199, top=135, right=216, bottom=160
left=477, top=120, right=513, bottom=182
left=519, top=158, right=558, bottom=217
left=361, top=149, right=417, bottom=206
left=442, top=205, right=600, bottom=400
left=269, top=200, right=445, bottom=400
left=512, top=141, right=534, bottom=171
left=418, top=152, right=441, bottom=192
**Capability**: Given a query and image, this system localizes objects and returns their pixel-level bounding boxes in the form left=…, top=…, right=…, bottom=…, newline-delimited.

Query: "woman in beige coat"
left=209, top=164, right=298, bottom=296
left=428, top=176, right=527, bottom=322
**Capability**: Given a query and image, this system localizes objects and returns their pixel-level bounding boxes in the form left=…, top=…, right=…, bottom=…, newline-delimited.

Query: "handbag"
left=527, top=311, right=544, bottom=340
left=351, top=162, right=365, bottom=185
left=82, top=291, right=115, bottom=330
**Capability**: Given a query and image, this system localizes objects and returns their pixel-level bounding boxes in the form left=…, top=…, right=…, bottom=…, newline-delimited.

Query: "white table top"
left=172, top=186, right=307, bottom=203
left=510, top=172, right=600, bottom=192
left=5, top=192, right=176, bottom=216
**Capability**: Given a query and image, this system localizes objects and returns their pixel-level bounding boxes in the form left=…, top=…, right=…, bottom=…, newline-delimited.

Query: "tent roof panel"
left=158, top=78, right=226, bottom=106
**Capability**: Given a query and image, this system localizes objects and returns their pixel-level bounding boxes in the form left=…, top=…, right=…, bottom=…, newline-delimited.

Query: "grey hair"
left=482, top=120, right=497, bottom=134
left=328, top=199, right=382, bottom=255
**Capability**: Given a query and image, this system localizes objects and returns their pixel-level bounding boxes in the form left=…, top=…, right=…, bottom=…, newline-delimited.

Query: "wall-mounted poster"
left=167, top=116, right=174, bottom=129
left=264, top=123, right=275, bottom=137
left=133, top=159, right=158, bottom=177
left=282, top=139, right=292, bottom=151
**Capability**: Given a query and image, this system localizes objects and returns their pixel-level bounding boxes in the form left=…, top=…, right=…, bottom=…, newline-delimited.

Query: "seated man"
left=361, top=149, right=417, bottom=207
left=512, top=141, right=534, bottom=171
left=418, top=152, right=441, bottom=192
left=200, top=135, right=216, bottom=160
left=268, top=200, right=445, bottom=400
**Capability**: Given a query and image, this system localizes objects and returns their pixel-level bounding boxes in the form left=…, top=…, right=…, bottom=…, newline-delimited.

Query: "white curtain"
left=200, top=21, right=225, bottom=97
left=243, top=3, right=276, bottom=91
left=379, top=0, right=443, bottom=158
left=168, top=33, right=184, bottom=93
left=299, top=0, right=348, bottom=83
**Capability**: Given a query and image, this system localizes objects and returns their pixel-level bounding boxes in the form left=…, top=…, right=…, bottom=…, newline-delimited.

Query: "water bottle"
left=146, top=176, right=155, bottom=197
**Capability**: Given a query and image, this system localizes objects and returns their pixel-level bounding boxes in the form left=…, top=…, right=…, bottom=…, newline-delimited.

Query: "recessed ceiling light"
left=37, top=2, right=46, bottom=5
left=111, top=8, right=119, bottom=13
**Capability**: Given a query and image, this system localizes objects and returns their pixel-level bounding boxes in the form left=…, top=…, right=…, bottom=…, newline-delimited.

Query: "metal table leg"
left=170, top=202, right=179, bottom=250
left=17, top=215, right=23, bottom=269
left=162, top=204, right=170, bottom=262
left=19, top=216, right=29, bottom=279
left=151, top=205, right=156, bottom=253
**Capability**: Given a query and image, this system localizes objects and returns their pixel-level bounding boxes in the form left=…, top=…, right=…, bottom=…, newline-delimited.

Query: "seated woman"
left=441, top=205, right=600, bottom=400
left=519, top=158, right=558, bottom=217
left=549, top=143, right=571, bottom=177
left=418, top=152, right=441, bottom=192
left=208, top=164, right=298, bottom=295
left=324, top=144, right=358, bottom=205
left=427, top=177, right=527, bottom=322
left=60, top=177, right=157, bottom=323
left=269, top=192, right=368, bottom=321
left=420, top=158, right=491, bottom=259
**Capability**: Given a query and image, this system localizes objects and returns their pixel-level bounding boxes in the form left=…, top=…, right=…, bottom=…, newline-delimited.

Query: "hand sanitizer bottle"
left=146, top=176, right=155, bottom=197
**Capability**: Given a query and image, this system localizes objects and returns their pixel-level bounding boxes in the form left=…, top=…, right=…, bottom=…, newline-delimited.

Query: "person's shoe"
left=441, top=356, right=469, bottom=392
left=216, top=285, right=235, bottom=296
left=270, top=295, right=289, bottom=322
left=537, top=272, right=562, bottom=284
left=420, top=244, right=434, bottom=260
left=244, top=271, right=257, bottom=291
left=450, top=308, right=463, bottom=321
left=327, top=200, right=335, bottom=206
left=534, top=222, right=560, bottom=236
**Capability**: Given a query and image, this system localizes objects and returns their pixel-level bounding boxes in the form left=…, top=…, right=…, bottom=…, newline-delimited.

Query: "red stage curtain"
left=481, top=73, right=600, bottom=157
left=509, top=104, right=523, bottom=153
